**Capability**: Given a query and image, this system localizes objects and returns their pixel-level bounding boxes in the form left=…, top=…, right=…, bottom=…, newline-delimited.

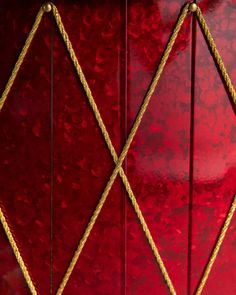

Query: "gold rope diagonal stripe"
left=0, top=207, right=38, bottom=294
left=195, top=194, right=236, bottom=295
left=51, top=3, right=179, bottom=295
left=0, top=2, right=235, bottom=295
left=195, top=5, right=236, bottom=104
left=54, top=3, right=190, bottom=295
left=191, top=5, right=236, bottom=294
left=0, top=2, right=186, bottom=294
left=51, top=5, right=174, bottom=294
left=0, top=6, right=45, bottom=295
left=51, top=2, right=190, bottom=294
left=0, top=7, right=44, bottom=111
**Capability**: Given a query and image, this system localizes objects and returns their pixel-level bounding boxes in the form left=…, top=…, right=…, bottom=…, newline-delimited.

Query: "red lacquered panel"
left=52, top=1, right=125, bottom=294
left=0, top=227, right=29, bottom=294
left=0, top=1, right=51, bottom=294
left=126, top=1, right=192, bottom=294
left=1, top=0, right=236, bottom=294
left=191, top=1, right=236, bottom=294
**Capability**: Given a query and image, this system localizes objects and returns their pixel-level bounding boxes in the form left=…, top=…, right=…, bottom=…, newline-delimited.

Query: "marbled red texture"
left=126, top=1, right=192, bottom=294
left=0, top=1, right=51, bottom=294
left=190, top=1, right=236, bottom=294
left=52, top=1, right=123, bottom=293
left=0, top=0, right=235, bottom=294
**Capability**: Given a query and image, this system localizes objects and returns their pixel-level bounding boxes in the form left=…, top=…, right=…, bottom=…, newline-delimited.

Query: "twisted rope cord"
left=195, top=194, right=236, bottom=295
left=0, top=207, right=37, bottom=294
left=0, top=7, right=45, bottom=295
left=191, top=5, right=236, bottom=294
left=0, top=8, right=44, bottom=111
left=54, top=3, right=190, bottom=295
left=195, top=5, right=236, bottom=104
left=51, top=3, right=175, bottom=294
left=0, top=2, right=235, bottom=295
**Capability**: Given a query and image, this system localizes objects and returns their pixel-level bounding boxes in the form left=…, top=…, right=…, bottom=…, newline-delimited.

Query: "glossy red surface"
left=52, top=1, right=123, bottom=293
left=0, top=1, right=51, bottom=294
left=0, top=0, right=235, bottom=295
left=190, top=0, right=236, bottom=294
left=126, top=1, right=191, bottom=294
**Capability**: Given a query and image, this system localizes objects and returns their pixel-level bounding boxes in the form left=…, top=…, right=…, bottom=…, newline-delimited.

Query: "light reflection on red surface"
left=191, top=1, right=236, bottom=294
left=0, top=0, right=235, bottom=294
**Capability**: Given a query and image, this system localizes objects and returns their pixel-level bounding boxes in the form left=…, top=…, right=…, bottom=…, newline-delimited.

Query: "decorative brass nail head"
left=43, top=2, right=52, bottom=12
left=189, top=3, right=197, bottom=12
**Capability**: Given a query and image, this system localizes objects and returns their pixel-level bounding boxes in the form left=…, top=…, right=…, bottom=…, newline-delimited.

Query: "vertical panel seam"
left=187, top=1, right=197, bottom=294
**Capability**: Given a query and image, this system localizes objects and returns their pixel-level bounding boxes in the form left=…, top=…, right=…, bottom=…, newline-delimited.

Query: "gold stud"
left=43, top=2, right=52, bottom=13
left=189, top=3, right=197, bottom=12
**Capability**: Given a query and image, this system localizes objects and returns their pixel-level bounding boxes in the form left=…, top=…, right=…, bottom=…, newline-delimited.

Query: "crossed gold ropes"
left=0, top=2, right=235, bottom=295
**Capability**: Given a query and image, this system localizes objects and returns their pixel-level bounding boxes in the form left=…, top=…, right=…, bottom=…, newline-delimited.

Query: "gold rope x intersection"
left=0, top=2, right=236, bottom=295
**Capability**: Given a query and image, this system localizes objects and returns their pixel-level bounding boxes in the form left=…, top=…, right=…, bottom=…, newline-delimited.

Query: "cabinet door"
left=0, top=1, right=235, bottom=294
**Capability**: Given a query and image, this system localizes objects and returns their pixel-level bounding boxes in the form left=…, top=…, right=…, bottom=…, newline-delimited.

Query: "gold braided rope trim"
left=195, top=194, right=236, bottom=295
left=192, top=5, right=236, bottom=293
left=0, top=2, right=235, bottom=295
left=53, top=4, right=192, bottom=295
left=0, top=207, right=37, bottom=295
left=54, top=3, right=190, bottom=295
left=0, top=7, right=44, bottom=111
left=0, top=7, right=45, bottom=295
left=195, top=6, right=236, bottom=104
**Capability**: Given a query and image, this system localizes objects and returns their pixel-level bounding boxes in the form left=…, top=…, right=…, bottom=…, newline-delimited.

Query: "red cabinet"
left=0, top=1, right=235, bottom=294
